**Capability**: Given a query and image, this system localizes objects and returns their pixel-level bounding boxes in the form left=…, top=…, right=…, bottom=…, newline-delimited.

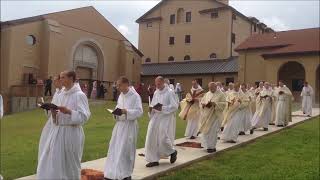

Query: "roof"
left=136, top=0, right=273, bottom=31
left=136, top=0, right=229, bottom=23
left=235, top=28, right=320, bottom=58
left=141, top=57, right=238, bottom=76
left=1, top=6, right=144, bottom=57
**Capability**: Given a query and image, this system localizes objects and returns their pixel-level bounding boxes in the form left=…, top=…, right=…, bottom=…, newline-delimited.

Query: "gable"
left=136, top=0, right=227, bottom=23
left=44, top=7, right=126, bottom=41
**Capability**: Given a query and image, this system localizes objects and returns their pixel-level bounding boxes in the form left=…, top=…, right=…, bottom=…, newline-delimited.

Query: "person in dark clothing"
left=147, top=84, right=156, bottom=102
left=99, top=83, right=106, bottom=99
left=44, top=76, right=53, bottom=96
left=112, top=82, right=118, bottom=101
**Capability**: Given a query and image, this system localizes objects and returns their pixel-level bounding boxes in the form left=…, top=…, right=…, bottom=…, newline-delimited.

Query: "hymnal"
left=107, top=108, right=123, bottom=116
left=152, top=103, right=163, bottom=110
left=38, top=103, right=58, bottom=111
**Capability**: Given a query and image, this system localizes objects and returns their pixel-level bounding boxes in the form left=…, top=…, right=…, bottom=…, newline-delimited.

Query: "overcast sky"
left=1, top=0, right=319, bottom=46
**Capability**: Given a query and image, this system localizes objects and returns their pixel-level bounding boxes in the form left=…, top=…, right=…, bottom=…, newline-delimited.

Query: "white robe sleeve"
left=0, top=95, right=3, bottom=119
left=161, top=91, right=179, bottom=114
left=70, top=93, right=91, bottom=125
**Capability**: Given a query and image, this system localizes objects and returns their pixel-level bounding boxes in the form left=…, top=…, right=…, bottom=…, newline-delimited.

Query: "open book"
left=106, top=108, right=123, bottom=116
left=38, top=103, right=58, bottom=111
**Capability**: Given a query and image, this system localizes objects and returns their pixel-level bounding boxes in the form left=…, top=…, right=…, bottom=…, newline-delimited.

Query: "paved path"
left=17, top=109, right=319, bottom=180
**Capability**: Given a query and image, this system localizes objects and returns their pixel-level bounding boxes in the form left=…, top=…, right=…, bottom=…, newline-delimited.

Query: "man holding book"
left=104, top=76, right=143, bottom=180
left=144, top=76, right=179, bottom=167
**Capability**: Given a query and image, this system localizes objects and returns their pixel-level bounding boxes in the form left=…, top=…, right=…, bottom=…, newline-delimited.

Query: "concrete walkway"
left=17, top=109, right=319, bottom=180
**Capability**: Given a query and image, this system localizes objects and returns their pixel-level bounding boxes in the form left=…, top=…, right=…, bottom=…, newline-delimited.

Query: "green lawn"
left=161, top=117, right=320, bottom=180
left=0, top=101, right=187, bottom=179
left=0, top=101, right=312, bottom=179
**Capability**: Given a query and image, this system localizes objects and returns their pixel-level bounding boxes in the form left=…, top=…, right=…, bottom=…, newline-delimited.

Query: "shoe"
left=226, top=140, right=236, bottom=143
left=104, top=178, right=113, bottom=180
left=207, top=148, right=216, bottom=153
left=221, top=127, right=224, bottom=131
left=269, top=123, right=275, bottom=125
left=146, top=162, right=159, bottom=167
left=238, top=131, right=245, bottom=135
left=170, top=150, right=178, bottom=164
left=190, top=136, right=196, bottom=139
left=277, top=125, right=284, bottom=127
left=250, top=129, right=254, bottom=134
left=263, top=128, right=268, bottom=131
left=197, top=132, right=201, bottom=136
left=122, top=177, right=132, bottom=180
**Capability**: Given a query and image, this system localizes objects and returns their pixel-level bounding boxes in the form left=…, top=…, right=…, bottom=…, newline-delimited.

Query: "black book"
left=153, top=103, right=163, bottom=110
left=112, top=108, right=123, bottom=116
left=39, top=103, right=58, bottom=111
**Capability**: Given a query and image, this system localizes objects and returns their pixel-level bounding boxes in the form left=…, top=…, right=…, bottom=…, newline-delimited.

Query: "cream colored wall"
left=1, top=13, right=142, bottom=111
left=231, top=15, right=252, bottom=56
left=1, top=21, right=44, bottom=91
left=139, top=0, right=232, bottom=63
left=264, top=55, right=320, bottom=92
left=239, top=50, right=319, bottom=101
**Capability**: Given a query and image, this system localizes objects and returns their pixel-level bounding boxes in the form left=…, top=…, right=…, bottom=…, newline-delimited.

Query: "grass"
left=0, top=101, right=187, bottom=179
left=0, top=101, right=312, bottom=179
left=160, top=117, right=320, bottom=180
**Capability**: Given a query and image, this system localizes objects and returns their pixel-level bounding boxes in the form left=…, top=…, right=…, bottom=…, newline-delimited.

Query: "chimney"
left=217, top=0, right=229, bottom=5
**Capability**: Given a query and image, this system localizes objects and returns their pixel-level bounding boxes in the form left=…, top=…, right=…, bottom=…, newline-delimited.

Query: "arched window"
left=210, top=53, right=217, bottom=59
left=177, top=8, right=185, bottom=24
left=168, top=56, right=175, bottom=61
left=184, top=55, right=191, bottom=61
left=145, top=58, right=151, bottom=63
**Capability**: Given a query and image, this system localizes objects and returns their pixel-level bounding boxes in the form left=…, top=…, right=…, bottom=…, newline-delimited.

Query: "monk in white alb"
left=226, top=82, right=234, bottom=95
left=238, top=84, right=253, bottom=135
left=199, top=82, right=226, bottom=153
left=274, top=81, right=293, bottom=127
left=104, top=77, right=143, bottom=180
left=221, top=83, right=249, bottom=143
left=179, top=80, right=204, bottom=139
left=251, top=82, right=274, bottom=132
left=38, top=75, right=64, bottom=162
left=301, top=82, right=314, bottom=117
left=145, top=76, right=179, bottom=167
left=37, top=71, right=91, bottom=179
left=216, top=81, right=225, bottom=93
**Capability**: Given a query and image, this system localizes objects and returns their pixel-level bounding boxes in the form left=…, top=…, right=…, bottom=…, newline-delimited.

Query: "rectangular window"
left=170, top=14, right=176, bottom=24
left=232, top=33, right=236, bottom=44
left=211, top=11, right=219, bottom=18
left=186, top=12, right=192, bottom=22
left=169, top=37, right=175, bottom=45
left=185, top=35, right=191, bottom=44
left=146, top=22, right=152, bottom=27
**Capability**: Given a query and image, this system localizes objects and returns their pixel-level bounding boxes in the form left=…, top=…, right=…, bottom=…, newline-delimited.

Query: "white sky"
left=1, top=0, right=319, bottom=46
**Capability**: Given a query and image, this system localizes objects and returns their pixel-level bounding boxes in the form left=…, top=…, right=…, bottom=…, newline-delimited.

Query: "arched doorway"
left=73, top=42, right=104, bottom=98
left=278, top=61, right=305, bottom=101
left=316, top=65, right=320, bottom=103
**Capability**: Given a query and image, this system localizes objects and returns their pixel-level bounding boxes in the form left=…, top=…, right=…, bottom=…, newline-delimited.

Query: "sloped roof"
left=1, top=6, right=143, bottom=57
left=141, top=57, right=238, bottom=76
left=235, top=28, right=320, bottom=58
left=136, top=0, right=229, bottom=23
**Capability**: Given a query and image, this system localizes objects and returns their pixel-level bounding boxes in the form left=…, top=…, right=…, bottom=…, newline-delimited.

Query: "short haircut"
left=65, top=70, right=77, bottom=82
left=118, top=76, right=130, bottom=84
left=156, top=76, right=164, bottom=81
